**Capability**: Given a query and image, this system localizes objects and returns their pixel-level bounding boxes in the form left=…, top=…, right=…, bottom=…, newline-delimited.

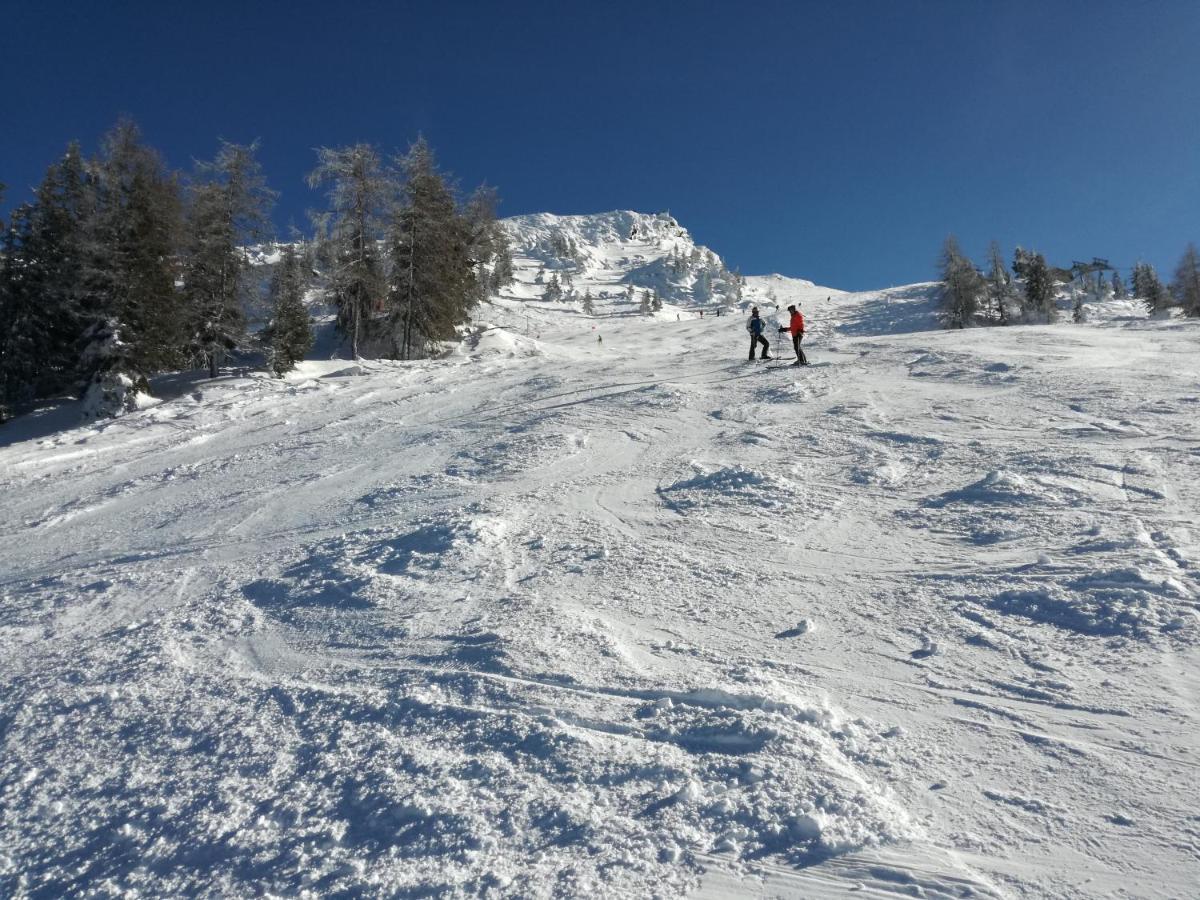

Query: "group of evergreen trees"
left=0, top=121, right=307, bottom=420
left=1, top=123, right=508, bottom=421
left=306, top=137, right=511, bottom=361
left=939, top=237, right=1200, bottom=328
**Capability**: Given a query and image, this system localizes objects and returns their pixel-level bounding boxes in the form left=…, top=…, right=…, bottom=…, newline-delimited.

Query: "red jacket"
left=789, top=310, right=805, bottom=336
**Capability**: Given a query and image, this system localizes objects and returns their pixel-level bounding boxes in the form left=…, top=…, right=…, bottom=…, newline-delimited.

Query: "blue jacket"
left=747, top=316, right=765, bottom=336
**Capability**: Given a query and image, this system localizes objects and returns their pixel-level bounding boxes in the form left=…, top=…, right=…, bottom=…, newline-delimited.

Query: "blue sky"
left=2, top=1, right=1196, bottom=290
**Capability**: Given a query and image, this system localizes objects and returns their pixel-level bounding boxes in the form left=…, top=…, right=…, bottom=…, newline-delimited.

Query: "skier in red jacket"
left=778, top=304, right=809, bottom=366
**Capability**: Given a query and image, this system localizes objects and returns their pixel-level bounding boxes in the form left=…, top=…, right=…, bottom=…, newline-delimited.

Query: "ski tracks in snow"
left=2, top=277, right=1199, bottom=896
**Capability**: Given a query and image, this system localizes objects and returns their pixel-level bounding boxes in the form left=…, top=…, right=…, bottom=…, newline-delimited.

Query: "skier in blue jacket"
left=746, top=307, right=771, bottom=361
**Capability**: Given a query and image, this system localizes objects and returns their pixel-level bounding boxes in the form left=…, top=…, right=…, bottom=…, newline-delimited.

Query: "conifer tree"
left=639, top=290, right=652, bottom=316
left=307, top=144, right=390, bottom=358
left=267, top=244, right=313, bottom=375
left=0, top=147, right=92, bottom=410
left=1111, top=270, right=1126, bottom=298
left=1023, top=251, right=1057, bottom=322
left=0, top=184, right=8, bottom=420
left=651, top=290, right=663, bottom=312
left=81, top=120, right=185, bottom=400
left=463, top=184, right=503, bottom=305
left=581, top=291, right=595, bottom=316
left=183, top=141, right=276, bottom=377
left=985, top=240, right=1012, bottom=325
left=490, top=228, right=514, bottom=293
left=938, top=236, right=983, bottom=328
left=1172, top=244, right=1200, bottom=317
left=625, top=283, right=635, bottom=304
left=542, top=271, right=563, bottom=302
left=386, top=137, right=477, bottom=359
left=0, top=205, right=43, bottom=413
left=1132, top=261, right=1170, bottom=315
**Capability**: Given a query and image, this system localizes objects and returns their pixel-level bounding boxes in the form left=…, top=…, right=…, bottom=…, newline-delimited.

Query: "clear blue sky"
left=2, top=0, right=1197, bottom=291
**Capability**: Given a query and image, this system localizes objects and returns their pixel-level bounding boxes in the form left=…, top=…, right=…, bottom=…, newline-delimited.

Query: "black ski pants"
left=749, top=333, right=770, bottom=360
left=792, top=332, right=808, bottom=365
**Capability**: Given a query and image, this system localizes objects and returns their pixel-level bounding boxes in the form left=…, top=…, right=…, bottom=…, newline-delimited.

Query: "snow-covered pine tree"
left=1023, top=251, right=1057, bottom=322
left=490, top=228, right=514, bottom=293
left=80, top=120, right=186, bottom=405
left=542, top=272, right=563, bottom=302
left=0, top=187, right=8, bottom=421
left=306, top=144, right=390, bottom=358
left=463, top=184, right=503, bottom=305
left=985, top=240, right=1012, bottom=325
left=1172, top=244, right=1200, bottom=317
left=78, top=318, right=145, bottom=418
left=1131, top=261, right=1170, bottom=315
left=0, top=146, right=94, bottom=412
left=639, top=290, right=652, bottom=316
left=0, top=204, right=42, bottom=414
left=624, top=283, right=635, bottom=304
left=938, top=236, right=983, bottom=328
left=651, top=291, right=662, bottom=312
left=1111, top=270, right=1126, bottom=298
left=581, top=291, right=595, bottom=316
left=183, top=141, right=276, bottom=378
left=1072, top=284, right=1086, bottom=323
left=386, top=137, right=477, bottom=360
left=267, top=244, right=313, bottom=376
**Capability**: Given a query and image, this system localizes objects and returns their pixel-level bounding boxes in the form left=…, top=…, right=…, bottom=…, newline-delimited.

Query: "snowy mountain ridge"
left=501, top=209, right=742, bottom=310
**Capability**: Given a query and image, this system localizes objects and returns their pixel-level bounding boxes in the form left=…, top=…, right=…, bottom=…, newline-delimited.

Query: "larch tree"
left=489, top=227, right=515, bottom=293
left=1132, top=261, right=1170, bottom=315
left=80, top=120, right=186, bottom=412
left=1172, top=244, right=1200, bottom=317
left=386, top=137, right=477, bottom=360
left=639, top=290, right=652, bottom=316
left=937, top=236, right=983, bottom=328
left=0, top=204, right=42, bottom=415
left=0, top=146, right=92, bottom=412
left=307, top=144, right=391, bottom=358
left=183, top=140, right=276, bottom=378
left=542, top=271, right=563, bottom=303
left=1111, top=270, right=1126, bottom=298
left=463, top=184, right=507, bottom=305
left=985, top=240, right=1012, bottom=325
left=267, top=244, right=313, bottom=375
left=1023, top=251, right=1057, bottom=322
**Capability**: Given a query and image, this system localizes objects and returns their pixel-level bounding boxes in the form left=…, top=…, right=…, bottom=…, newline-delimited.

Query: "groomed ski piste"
left=2, top=212, right=1198, bottom=898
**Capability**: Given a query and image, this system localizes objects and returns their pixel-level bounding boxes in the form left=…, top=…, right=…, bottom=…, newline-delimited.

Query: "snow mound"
left=926, top=470, right=1060, bottom=507
left=988, top=566, right=1196, bottom=637
left=464, top=324, right=557, bottom=359
left=660, top=464, right=796, bottom=511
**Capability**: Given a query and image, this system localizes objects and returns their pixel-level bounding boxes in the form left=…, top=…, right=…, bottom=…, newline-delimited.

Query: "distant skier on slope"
left=778, top=304, right=809, bottom=366
left=746, top=307, right=772, bottom=361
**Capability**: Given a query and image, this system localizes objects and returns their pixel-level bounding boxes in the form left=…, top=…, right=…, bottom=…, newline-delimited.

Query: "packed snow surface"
left=2, top=215, right=1199, bottom=898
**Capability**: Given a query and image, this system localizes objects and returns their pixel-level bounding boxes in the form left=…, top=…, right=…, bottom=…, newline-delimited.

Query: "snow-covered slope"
left=2, top=217, right=1200, bottom=898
